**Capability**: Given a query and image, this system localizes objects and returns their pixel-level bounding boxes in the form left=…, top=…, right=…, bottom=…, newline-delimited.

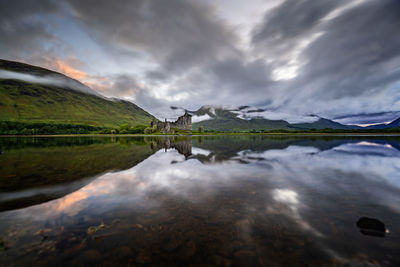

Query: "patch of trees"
left=98, top=124, right=148, bottom=134
left=0, top=121, right=103, bottom=135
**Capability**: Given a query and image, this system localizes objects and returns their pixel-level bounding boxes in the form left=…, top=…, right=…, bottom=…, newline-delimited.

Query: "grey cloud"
left=102, top=74, right=174, bottom=119
left=1, top=0, right=400, bottom=123
left=251, top=0, right=400, bottom=119
left=297, top=0, right=400, bottom=98
left=209, top=58, right=272, bottom=91
left=66, top=0, right=239, bottom=75
left=252, top=0, right=344, bottom=46
left=0, top=0, right=61, bottom=60
left=334, top=111, right=400, bottom=125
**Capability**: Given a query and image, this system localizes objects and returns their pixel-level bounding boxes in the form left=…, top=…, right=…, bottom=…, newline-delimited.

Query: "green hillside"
left=194, top=117, right=290, bottom=132
left=290, top=118, right=358, bottom=130
left=0, top=60, right=156, bottom=128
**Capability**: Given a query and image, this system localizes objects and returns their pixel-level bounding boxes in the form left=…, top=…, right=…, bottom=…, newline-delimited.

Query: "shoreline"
left=1, top=133, right=400, bottom=137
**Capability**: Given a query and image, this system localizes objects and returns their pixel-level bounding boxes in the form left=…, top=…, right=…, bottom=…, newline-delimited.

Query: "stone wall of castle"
left=151, top=112, right=192, bottom=133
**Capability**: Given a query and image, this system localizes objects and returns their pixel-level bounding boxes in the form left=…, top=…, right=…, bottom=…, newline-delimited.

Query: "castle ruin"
left=151, top=112, right=192, bottom=133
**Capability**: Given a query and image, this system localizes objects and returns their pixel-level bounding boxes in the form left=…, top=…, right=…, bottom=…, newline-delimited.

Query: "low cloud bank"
left=0, top=70, right=99, bottom=96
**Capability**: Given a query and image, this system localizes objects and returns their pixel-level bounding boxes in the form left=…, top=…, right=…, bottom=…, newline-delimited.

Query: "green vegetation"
left=0, top=121, right=104, bottom=135
left=116, top=124, right=147, bottom=134
left=0, top=79, right=156, bottom=127
left=1, top=120, right=399, bottom=136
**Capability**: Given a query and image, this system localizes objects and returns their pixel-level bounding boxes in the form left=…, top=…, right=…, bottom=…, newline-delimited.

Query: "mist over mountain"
left=189, top=105, right=400, bottom=131
left=0, top=60, right=99, bottom=96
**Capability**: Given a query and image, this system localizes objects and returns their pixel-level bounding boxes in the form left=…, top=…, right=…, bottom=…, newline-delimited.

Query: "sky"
left=0, top=0, right=399, bottom=124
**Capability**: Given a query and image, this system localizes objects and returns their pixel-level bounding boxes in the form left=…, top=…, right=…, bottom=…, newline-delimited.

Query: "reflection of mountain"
left=150, top=136, right=400, bottom=165
left=0, top=137, right=155, bottom=211
left=186, top=136, right=400, bottom=163
left=2, top=136, right=400, bottom=211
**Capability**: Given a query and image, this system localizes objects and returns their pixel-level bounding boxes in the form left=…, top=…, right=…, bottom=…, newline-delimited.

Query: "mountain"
left=290, top=116, right=361, bottom=130
left=191, top=106, right=359, bottom=131
left=191, top=106, right=291, bottom=131
left=0, top=59, right=156, bottom=127
left=364, top=117, right=400, bottom=129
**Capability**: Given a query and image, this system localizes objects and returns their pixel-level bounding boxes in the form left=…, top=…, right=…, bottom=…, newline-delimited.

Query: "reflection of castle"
left=151, top=137, right=192, bottom=158
left=151, top=112, right=192, bottom=133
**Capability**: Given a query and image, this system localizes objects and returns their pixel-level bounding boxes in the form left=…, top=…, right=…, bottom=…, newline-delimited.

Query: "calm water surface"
left=0, top=136, right=399, bottom=266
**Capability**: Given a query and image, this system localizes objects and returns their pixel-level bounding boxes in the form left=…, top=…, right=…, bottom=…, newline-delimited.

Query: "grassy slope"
left=0, top=59, right=61, bottom=76
left=0, top=79, right=156, bottom=127
left=0, top=59, right=157, bottom=127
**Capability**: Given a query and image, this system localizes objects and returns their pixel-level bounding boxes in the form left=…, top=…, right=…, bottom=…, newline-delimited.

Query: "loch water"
left=0, top=136, right=399, bottom=266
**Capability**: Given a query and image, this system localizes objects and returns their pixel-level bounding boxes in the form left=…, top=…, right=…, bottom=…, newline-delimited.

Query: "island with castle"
left=151, top=112, right=192, bottom=133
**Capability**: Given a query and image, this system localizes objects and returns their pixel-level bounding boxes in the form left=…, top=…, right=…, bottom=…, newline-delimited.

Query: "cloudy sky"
left=1, top=0, right=399, bottom=124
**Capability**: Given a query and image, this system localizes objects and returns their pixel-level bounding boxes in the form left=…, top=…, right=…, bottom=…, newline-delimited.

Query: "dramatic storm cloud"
left=0, top=0, right=399, bottom=123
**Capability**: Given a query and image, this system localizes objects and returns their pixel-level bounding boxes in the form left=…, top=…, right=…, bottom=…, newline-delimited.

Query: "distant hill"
left=191, top=106, right=362, bottom=131
left=290, top=116, right=361, bottom=130
left=0, top=59, right=156, bottom=127
left=364, top=117, right=400, bottom=129
left=191, top=106, right=291, bottom=131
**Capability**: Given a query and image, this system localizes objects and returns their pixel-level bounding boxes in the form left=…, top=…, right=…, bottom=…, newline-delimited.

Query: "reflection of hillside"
left=0, top=137, right=155, bottom=211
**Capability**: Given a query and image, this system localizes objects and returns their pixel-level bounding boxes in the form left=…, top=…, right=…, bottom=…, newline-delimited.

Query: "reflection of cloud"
left=238, top=145, right=320, bottom=159
left=192, top=147, right=212, bottom=156
left=3, top=140, right=400, bottom=265
left=273, top=189, right=298, bottom=205
left=271, top=188, right=323, bottom=237
left=332, top=142, right=400, bottom=158
left=54, top=191, right=88, bottom=216
left=356, top=141, right=393, bottom=148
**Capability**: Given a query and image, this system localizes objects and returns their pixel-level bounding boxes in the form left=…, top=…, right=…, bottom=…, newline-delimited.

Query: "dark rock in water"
left=356, top=217, right=387, bottom=237
left=162, top=237, right=181, bottom=252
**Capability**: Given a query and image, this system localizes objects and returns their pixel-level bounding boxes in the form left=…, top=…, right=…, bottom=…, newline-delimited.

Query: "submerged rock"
left=113, top=246, right=134, bottom=259
left=232, top=250, right=256, bottom=267
left=136, top=249, right=152, bottom=264
left=80, top=249, right=102, bottom=263
left=162, top=238, right=181, bottom=252
left=177, top=240, right=197, bottom=261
